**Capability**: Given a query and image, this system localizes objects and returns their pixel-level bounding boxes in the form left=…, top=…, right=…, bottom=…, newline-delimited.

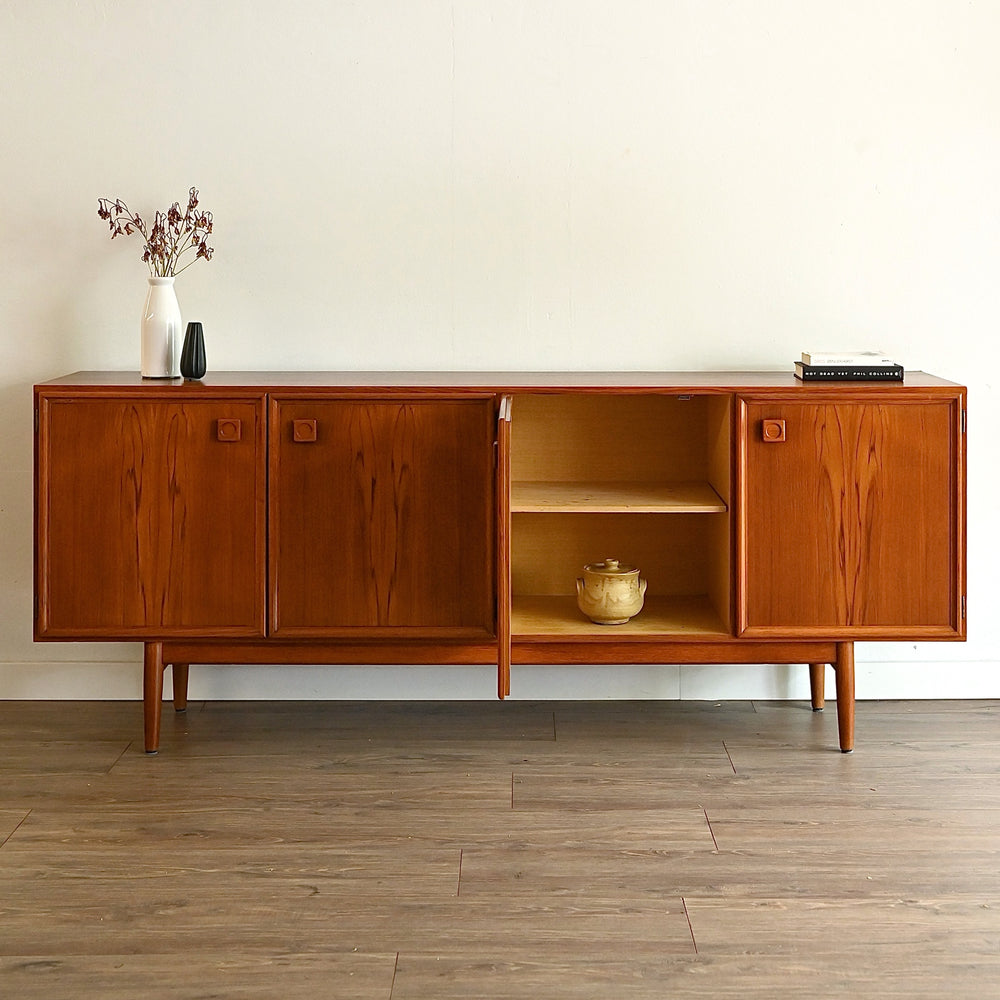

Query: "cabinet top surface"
left=37, top=371, right=964, bottom=391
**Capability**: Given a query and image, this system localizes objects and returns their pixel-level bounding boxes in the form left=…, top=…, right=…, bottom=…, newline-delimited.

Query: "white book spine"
left=802, top=351, right=895, bottom=366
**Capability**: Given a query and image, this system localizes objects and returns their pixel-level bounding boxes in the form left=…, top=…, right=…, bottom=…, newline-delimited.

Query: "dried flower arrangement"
left=97, top=187, right=214, bottom=277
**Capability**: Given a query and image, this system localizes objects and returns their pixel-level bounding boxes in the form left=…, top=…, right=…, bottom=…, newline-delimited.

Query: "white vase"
left=140, top=276, right=181, bottom=378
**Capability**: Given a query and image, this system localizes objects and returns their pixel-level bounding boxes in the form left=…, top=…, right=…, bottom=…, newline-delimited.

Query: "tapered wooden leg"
left=143, top=642, right=164, bottom=754
left=834, top=642, right=855, bottom=753
left=172, top=663, right=189, bottom=712
left=809, top=663, right=826, bottom=711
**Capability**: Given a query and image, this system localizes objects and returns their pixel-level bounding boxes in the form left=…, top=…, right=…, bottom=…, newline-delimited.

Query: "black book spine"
left=795, top=363, right=903, bottom=381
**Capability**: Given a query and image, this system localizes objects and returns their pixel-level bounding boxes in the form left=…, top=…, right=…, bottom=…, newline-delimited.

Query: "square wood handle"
left=217, top=418, right=242, bottom=442
left=293, top=419, right=318, bottom=443
left=762, top=419, right=786, bottom=442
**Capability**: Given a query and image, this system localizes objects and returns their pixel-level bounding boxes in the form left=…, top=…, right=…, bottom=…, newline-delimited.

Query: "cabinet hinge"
left=34, top=407, right=39, bottom=433
left=962, top=595, right=967, bottom=620
left=961, top=409, right=967, bottom=433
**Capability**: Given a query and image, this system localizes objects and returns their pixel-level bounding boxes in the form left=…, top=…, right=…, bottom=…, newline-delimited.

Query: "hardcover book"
left=794, top=362, right=904, bottom=382
left=801, top=350, right=896, bottom=366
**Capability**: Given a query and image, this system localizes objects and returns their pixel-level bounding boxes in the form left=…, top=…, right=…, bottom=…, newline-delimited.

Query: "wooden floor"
left=2, top=697, right=1000, bottom=998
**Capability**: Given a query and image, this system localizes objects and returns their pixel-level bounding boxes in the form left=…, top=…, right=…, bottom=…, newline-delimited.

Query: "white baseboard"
left=2, top=660, right=999, bottom=701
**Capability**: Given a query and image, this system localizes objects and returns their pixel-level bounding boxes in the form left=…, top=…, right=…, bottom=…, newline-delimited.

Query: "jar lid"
left=584, top=558, right=639, bottom=576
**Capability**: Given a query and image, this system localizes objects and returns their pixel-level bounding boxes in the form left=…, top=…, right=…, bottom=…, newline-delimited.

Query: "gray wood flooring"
left=2, top=697, right=999, bottom=998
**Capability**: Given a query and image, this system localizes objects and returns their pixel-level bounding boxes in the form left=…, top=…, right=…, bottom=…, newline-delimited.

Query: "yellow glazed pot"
left=575, top=558, right=647, bottom=625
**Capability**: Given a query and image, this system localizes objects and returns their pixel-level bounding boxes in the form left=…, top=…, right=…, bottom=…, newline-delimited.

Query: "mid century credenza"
left=33, top=372, right=967, bottom=753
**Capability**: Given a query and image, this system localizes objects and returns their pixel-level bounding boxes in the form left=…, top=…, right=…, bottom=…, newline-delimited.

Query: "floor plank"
left=0, top=953, right=397, bottom=1000
left=685, top=897, right=1000, bottom=956
left=390, top=953, right=1000, bottom=999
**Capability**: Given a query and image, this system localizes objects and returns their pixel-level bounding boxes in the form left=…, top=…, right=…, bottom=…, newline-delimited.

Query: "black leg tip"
left=812, top=707, right=824, bottom=712
left=840, top=748, right=854, bottom=754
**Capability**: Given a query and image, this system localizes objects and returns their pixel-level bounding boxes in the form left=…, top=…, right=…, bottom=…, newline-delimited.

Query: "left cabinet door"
left=36, top=393, right=266, bottom=638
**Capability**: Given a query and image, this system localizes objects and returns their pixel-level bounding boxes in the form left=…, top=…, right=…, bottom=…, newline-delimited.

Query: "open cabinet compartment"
left=508, top=392, right=733, bottom=638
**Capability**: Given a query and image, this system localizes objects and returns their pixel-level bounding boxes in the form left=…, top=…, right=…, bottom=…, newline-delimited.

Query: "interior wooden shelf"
left=511, top=594, right=730, bottom=638
left=510, top=480, right=727, bottom=513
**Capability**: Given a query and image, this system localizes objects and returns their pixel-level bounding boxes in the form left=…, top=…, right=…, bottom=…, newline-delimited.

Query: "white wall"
left=2, top=0, right=997, bottom=701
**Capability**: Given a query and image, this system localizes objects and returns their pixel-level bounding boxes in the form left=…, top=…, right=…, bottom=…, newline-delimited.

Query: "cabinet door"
left=496, top=395, right=512, bottom=697
left=737, top=394, right=965, bottom=637
left=270, top=396, right=496, bottom=637
left=36, top=394, right=266, bottom=638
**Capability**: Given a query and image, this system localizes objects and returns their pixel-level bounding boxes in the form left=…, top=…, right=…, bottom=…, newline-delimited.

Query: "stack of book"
left=795, top=350, right=903, bottom=382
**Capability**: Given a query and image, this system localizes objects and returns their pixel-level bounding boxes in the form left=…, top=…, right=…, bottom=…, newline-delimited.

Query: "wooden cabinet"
left=36, top=392, right=266, bottom=638
left=34, top=372, right=966, bottom=754
left=268, top=395, right=496, bottom=638
left=737, top=394, right=964, bottom=637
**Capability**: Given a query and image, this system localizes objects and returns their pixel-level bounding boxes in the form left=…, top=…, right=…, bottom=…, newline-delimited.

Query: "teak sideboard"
left=33, top=371, right=967, bottom=754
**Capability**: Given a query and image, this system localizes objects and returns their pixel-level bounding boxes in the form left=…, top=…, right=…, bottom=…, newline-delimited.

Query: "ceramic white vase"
left=140, top=276, right=181, bottom=378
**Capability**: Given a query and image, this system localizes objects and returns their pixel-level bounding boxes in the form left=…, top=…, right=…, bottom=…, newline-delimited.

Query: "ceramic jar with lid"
left=575, top=558, right=647, bottom=625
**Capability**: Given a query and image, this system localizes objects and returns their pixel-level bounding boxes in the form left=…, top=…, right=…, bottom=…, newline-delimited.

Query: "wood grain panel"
left=0, top=810, right=29, bottom=846
left=702, top=806, right=1000, bottom=853
left=510, top=641, right=838, bottom=663
left=497, top=396, right=512, bottom=697
left=270, top=396, right=495, bottom=635
left=0, top=954, right=397, bottom=1000
left=686, top=896, right=1000, bottom=955
left=390, top=953, right=1000, bottom=1000
left=39, top=369, right=964, bottom=389
left=706, top=395, right=734, bottom=633
left=36, top=395, right=265, bottom=637
left=739, top=396, right=963, bottom=635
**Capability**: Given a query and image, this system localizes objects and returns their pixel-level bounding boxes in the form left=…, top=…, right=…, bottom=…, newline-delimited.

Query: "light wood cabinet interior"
left=509, top=393, right=732, bottom=637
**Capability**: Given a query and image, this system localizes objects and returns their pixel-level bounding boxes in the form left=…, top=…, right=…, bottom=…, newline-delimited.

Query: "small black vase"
left=179, top=321, right=207, bottom=380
